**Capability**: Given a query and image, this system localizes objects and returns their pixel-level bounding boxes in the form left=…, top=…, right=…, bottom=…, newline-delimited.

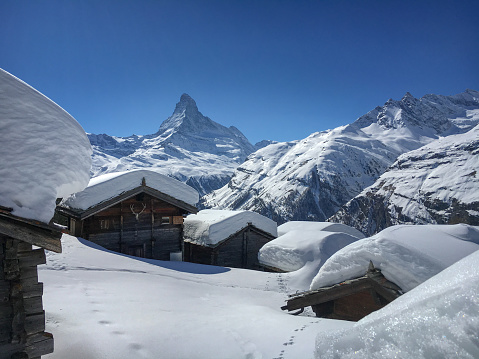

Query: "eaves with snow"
left=183, top=209, right=278, bottom=247
left=0, top=68, right=92, bottom=223
left=310, top=224, right=479, bottom=292
left=59, top=169, right=199, bottom=217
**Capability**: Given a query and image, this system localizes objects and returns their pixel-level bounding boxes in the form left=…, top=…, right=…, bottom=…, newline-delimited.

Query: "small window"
left=161, top=216, right=171, bottom=225
left=100, top=219, right=110, bottom=230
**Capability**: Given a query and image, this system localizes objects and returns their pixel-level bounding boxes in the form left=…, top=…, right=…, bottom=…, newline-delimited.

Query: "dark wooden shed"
left=282, top=262, right=402, bottom=321
left=0, top=206, right=62, bottom=358
left=183, top=210, right=277, bottom=270
left=56, top=175, right=198, bottom=261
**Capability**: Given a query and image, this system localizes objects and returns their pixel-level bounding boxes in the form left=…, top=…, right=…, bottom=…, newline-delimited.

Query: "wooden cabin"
left=56, top=171, right=198, bottom=261
left=281, top=262, right=402, bottom=321
left=0, top=206, right=62, bottom=358
left=183, top=210, right=277, bottom=270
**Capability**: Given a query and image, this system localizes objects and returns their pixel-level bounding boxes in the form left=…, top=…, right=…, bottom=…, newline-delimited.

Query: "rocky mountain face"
left=88, top=94, right=255, bottom=196
left=202, top=90, right=479, bottom=224
left=329, top=124, right=479, bottom=236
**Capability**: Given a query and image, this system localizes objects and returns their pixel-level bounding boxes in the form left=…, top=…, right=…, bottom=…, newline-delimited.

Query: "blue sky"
left=1, top=0, right=478, bottom=144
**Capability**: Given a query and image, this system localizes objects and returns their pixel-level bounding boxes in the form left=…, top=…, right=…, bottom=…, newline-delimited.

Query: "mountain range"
left=89, top=89, right=479, bottom=232
left=89, top=94, right=260, bottom=196
left=202, top=89, right=479, bottom=225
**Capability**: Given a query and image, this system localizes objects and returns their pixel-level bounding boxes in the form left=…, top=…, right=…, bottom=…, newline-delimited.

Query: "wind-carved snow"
left=330, top=123, right=479, bottom=235
left=89, top=94, right=255, bottom=196
left=0, top=68, right=92, bottom=223
left=203, top=90, right=479, bottom=224
left=61, top=169, right=199, bottom=210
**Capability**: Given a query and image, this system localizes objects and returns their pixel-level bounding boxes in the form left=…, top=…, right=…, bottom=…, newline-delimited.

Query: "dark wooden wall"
left=78, top=193, right=185, bottom=260
left=184, top=225, right=275, bottom=270
left=0, top=237, right=53, bottom=358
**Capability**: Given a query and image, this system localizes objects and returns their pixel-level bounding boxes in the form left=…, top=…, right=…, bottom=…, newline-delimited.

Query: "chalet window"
left=161, top=216, right=171, bottom=225
left=100, top=219, right=110, bottom=230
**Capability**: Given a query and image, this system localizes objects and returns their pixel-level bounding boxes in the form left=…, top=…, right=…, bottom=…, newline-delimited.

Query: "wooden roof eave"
left=0, top=212, right=62, bottom=253
left=282, top=269, right=402, bottom=312
left=57, top=185, right=198, bottom=220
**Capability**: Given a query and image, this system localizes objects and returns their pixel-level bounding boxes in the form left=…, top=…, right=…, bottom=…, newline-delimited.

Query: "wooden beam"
left=0, top=215, right=61, bottom=253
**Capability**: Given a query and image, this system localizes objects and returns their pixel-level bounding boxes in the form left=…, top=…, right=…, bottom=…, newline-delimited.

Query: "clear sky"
left=1, top=0, right=478, bottom=144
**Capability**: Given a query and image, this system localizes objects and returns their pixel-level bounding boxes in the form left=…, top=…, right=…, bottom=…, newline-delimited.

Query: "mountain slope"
left=89, top=94, right=255, bottom=196
left=329, top=124, right=479, bottom=235
left=202, top=90, right=479, bottom=223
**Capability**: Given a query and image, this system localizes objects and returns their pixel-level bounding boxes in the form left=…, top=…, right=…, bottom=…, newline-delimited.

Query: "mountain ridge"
left=203, top=89, right=479, bottom=224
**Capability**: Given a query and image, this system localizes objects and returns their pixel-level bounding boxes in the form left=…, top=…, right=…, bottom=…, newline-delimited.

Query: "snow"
left=183, top=209, right=277, bottom=246
left=314, top=249, right=479, bottom=359
left=39, top=224, right=479, bottom=358
left=259, top=222, right=364, bottom=287
left=61, top=169, right=199, bottom=210
left=277, top=221, right=365, bottom=238
left=310, top=224, right=479, bottom=292
left=40, top=234, right=351, bottom=359
left=0, top=68, right=92, bottom=223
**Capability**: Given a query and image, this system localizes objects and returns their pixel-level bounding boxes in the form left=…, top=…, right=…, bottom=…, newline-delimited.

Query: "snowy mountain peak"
left=174, top=93, right=198, bottom=114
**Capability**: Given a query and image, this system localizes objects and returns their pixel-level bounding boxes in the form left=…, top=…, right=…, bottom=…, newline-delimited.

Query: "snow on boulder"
left=0, top=68, right=92, bottom=223
left=184, top=209, right=277, bottom=246
left=61, top=169, right=199, bottom=210
left=315, top=249, right=479, bottom=359
left=259, top=222, right=364, bottom=272
left=310, top=224, right=479, bottom=292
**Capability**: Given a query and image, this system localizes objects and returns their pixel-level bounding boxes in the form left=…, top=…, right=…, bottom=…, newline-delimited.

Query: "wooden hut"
left=183, top=210, right=277, bottom=270
left=0, top=206, right=62, bottom=358
left=56, top=170, right=198, bottom=261
left=281, top=262, right=402, bottom=321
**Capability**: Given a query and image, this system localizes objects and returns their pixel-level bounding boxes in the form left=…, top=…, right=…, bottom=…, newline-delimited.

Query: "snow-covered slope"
left=0, top=68, right=91, bottom=222
left=330, top=124, right=479, bottom=235
left=202, top=90, right=479, bottom=224
left=89, top=94, right=255, bottom=196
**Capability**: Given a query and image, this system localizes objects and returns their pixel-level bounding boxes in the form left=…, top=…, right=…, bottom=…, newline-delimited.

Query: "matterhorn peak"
left=174, top=93, right=198, bottom=114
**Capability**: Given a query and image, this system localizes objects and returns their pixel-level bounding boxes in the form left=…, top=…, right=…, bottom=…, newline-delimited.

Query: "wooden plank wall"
left=0, top=236, right=53, bottom=359
left=82, top=194, right=184, bottom=260
left=185, top=226, right=274, bottom=270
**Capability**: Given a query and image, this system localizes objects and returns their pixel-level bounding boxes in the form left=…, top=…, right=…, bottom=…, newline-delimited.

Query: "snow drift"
left=314, top=248, right=479, bottom=359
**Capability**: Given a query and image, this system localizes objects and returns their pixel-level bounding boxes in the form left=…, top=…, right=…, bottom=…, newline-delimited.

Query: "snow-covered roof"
left=310, top=224, right=479, bottom=292
left=183, top=209, right=277, bottom=246
left=259, top=222, right=364, bottom=272
left=0, top=68, right=92, bottom=223
left=277, top=221, right=365, bottom=238
left=61, top=169, right=199, bottom=211
left=315, top=249, right=479, bottom=358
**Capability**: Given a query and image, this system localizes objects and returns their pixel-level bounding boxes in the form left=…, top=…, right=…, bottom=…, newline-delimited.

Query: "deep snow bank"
left=0, top=68, right=92, bottom=222
left=315, top=249, right=479, bottom=359
left=310, top=224, right=479, bottom=292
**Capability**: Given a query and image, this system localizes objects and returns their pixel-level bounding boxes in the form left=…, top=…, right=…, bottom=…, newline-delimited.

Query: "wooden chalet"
left=183, top=210, right=277, bottom=270
left=282, top=262, right=402, bottom=321
left=0, top=206, right=62, bottom=358
left=56, top=172, right=198, bottom=261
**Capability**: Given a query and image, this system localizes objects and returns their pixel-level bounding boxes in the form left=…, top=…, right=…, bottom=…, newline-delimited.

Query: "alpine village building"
left=56, top=170, right=199, bottom=261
